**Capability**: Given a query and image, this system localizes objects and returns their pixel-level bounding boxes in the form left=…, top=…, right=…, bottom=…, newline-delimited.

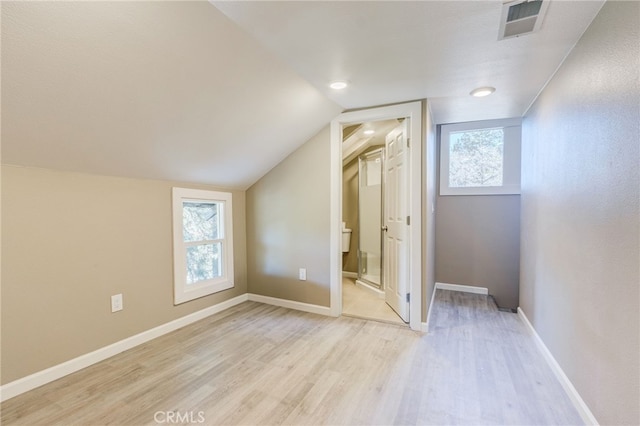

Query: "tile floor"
left=341, top=276, right=405, bottom=325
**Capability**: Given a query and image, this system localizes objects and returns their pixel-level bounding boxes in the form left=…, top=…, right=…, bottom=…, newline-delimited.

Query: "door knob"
left=382, top=225, right=388, bottom=232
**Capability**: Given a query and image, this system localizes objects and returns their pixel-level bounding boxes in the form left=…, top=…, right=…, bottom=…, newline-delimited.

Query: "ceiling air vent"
left=498, top=0, right=550, bottom=40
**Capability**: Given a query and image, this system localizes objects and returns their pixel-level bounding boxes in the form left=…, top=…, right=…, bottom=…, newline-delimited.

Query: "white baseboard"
left=248, top=293, right=332, bottom=317
left=423, top=283, right=439, bottom=333
left=435, top=282, right=488, bottom=295
left=342, top=271, right=358, bottom=279
left=0, top=294, right=249, bottom=402
left=517, top=308, right=599, bottom=425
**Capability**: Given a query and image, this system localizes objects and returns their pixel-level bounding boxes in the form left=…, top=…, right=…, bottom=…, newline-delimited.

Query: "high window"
left=172, top=188, right=234, bottom=304
left=440, top=118, right=521, bottom=195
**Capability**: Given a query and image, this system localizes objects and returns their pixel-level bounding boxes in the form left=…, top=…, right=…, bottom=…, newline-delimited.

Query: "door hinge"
left=406, top=216, right=410, bottom=226
left=406, top=293, right=410, bottom=303
left=407, top=137, right=410, bottom=148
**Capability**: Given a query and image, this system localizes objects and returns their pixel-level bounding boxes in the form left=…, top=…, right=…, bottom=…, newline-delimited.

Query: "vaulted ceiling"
left=1, top=1, right=341, bottom=189
left=1, top=1, right=605, bottom=188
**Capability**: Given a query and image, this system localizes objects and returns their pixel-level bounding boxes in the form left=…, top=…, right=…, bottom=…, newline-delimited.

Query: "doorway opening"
left=330, top=102, right=423, bottom=331
left=341, top=123, right=404, bottom=324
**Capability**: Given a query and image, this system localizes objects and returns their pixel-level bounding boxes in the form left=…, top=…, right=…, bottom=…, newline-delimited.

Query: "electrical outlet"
left=299, top=268, right=307, bottom=281
left=111, top=294, right=123, bottom=312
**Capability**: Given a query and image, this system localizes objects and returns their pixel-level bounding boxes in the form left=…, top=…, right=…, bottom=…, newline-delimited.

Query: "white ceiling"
left=342, top=119, right=401, bottom=165
left=2, top=1, right=606, bottom=188
left=213, top=0, right=605, bottom=124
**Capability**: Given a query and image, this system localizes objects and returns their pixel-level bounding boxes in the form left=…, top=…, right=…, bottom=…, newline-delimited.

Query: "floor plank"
left=1, top=291, right=583, bottom=425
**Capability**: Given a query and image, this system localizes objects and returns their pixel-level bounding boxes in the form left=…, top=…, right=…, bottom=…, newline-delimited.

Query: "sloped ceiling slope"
left=213, top=1, right=605, bottom=124
left=1, top=1, right=342, bottom=188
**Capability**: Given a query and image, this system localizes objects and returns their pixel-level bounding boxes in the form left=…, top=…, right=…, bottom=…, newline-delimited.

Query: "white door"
left=384, top=121, right=409, bottom=322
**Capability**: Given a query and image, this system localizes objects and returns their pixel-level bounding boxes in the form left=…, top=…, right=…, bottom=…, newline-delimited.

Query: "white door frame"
left=330, top=101, right=422, bottom=330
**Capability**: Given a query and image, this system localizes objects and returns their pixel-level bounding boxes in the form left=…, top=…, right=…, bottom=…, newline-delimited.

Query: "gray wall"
left=435, top=128, right=521, bottom=309
left=246, top=126, right=331, bottom=306
left=520, top=1, right=639, bottom=424
left=1, top=166, right=247, bottom=384
left=435, top=195, right=520, bottom=308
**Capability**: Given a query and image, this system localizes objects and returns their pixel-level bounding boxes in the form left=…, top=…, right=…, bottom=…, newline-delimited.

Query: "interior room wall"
left=434, top=125, right=521, bottom=309
left=1, top=165, right=247, bottom=384
left=520, top=1, right=639, bottom=424
left=246, top=126, right=331, bottom=307
left=342, top=157, right=359, bottom=273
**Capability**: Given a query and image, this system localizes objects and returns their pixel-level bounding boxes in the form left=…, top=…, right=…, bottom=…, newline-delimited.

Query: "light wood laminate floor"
left=1, top=290, right=583, bottom=425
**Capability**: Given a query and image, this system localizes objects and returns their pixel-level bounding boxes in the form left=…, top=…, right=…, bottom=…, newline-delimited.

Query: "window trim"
left=439, top=117, right=521, bottom=196
left=172, top=187, right=234, bottom=305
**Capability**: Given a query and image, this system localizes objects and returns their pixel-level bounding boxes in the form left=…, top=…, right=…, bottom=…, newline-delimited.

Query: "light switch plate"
left=111, top=294, right=123, bottom=312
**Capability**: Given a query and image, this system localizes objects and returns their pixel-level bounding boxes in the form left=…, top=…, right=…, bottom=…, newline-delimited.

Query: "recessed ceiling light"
left=329, top=81, right=348, bottom=90
left=363, top=130, right=375, bottom=135
left=470, top=87, right=496, bottom=97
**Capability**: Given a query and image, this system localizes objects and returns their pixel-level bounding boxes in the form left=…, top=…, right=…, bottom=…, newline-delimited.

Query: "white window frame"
left=172, top=187, right=234, bottom=305
left=440, top=117, right=521, bottom=196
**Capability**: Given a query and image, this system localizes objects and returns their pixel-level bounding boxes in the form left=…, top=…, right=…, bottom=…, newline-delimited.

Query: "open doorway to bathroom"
left=341, top=119, right=406, bottom=325
left=330, top=101, right=423, bottom=331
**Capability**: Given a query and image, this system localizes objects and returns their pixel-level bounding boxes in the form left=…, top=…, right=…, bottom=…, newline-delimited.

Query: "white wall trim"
left=172, top=188, right=235, bottom=305
left=342, top=271, right=358, bottom=279
left=248, top=293, right=333, bottom=317
left=0, top=294, right=249, bottom=402
left=435, top=282, right=488, bottom=295
left=424, top=283, right=439, bottom=333
left=517, top=307, right=599, bottom=425
left=439, top=118, right=522, bottom=196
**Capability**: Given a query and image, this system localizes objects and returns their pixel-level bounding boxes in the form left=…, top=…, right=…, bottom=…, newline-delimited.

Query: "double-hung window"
left=440, top=118, right=521, bottom=195
left=172, top=188, right=234, bottom=304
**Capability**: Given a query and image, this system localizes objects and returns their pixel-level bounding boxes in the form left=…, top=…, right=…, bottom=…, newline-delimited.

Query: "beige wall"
left=1, top=166, right=247, bottom=384
left=342, top=157, right=359, bottom=273
left=520, top=1, right=639, bottom=424
left=246, top=127, right=331, bottom=306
